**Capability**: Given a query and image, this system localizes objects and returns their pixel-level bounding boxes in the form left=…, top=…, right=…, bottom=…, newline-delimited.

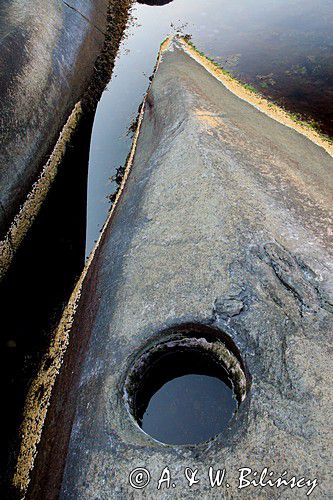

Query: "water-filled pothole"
left=125, top=333, right=247, bottom=445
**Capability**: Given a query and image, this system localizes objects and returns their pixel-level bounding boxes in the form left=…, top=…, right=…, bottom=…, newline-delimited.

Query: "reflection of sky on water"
left=86, top=0, right=333, bottom=255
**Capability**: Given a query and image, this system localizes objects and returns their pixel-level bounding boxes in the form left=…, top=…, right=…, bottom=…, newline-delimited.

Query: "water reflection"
left=86, top=0, right=333, bottom=255
left=136, top=349, right=237, bottom=445
left=142, top=374, right=236, bottom=444
left=0, top=115, right=91, bottom=494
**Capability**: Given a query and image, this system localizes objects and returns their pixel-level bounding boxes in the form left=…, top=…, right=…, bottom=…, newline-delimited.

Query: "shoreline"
left=170, top=36, right=333, bottom=158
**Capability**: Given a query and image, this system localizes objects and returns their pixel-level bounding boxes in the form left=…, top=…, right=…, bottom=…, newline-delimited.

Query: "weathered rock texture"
left=0, top=0, right=118, bottom=246
left=28, top=40, right=333, bottom=498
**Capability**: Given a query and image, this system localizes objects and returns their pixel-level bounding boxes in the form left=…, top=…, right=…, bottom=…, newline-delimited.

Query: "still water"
left=86, top=0, right=333, bottom=254
left=134, top=349, right=238, bottom=445
left=141, top=374, right=237, bottom=445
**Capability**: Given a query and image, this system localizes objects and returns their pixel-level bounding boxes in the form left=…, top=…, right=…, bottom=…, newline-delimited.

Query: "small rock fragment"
left=214, top=297, right=244, bottom=318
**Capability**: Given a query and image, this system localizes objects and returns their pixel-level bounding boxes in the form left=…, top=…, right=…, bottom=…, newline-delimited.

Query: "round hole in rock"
left=125, top=335, right=247, bottom=445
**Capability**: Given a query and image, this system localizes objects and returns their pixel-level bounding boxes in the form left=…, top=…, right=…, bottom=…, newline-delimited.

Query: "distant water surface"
left=86, top=0, right=333, bottom=255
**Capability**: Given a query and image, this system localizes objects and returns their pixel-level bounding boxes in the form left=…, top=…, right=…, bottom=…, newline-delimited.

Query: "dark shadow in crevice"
left=0, top=111, right=95, bottom=497
left=137, top=0, right=174, bottom=6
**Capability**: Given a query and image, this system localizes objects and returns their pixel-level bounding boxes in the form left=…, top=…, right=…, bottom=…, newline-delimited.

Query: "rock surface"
left=29, top=40, right=333, bottom=498
left=0, top=0, right=108, bottom=241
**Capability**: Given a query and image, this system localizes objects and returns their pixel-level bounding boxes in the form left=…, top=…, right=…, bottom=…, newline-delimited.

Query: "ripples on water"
left=86, top=0, right=333, bottom=255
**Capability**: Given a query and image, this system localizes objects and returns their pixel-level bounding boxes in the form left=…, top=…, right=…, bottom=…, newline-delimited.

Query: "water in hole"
left=86, top=0, right=333, bottom=255
left=142, top=374, right=237, bottom=445
left=135, top=350, right=238, bottom=445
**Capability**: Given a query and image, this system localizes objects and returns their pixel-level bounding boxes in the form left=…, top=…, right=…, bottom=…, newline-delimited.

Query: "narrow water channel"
left=86, top=0, right=333, bottom=255
left=0, top=114, right=91, bottom=492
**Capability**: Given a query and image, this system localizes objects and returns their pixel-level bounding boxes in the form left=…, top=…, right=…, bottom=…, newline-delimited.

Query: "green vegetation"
left=160, top=36, right=170, bottom=47
left=242, top=83, right=258, bottom=93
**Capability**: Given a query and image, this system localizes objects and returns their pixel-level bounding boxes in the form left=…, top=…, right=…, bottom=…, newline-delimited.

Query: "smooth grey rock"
left=0, top=0, right=108, bottom=241
left=29, top=41, right=333, bottom=498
